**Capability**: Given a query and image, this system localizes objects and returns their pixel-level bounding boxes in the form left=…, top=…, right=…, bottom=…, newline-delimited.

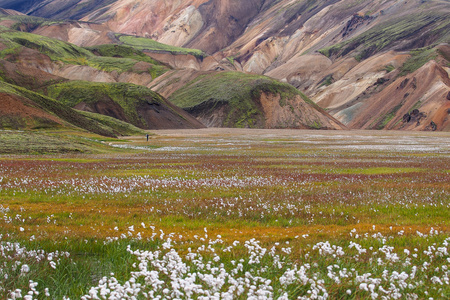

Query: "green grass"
left=84, top=44, right=169, bottom=77
left=383, top=64, right=395, bottom=73
left=322, top=167, right=425, bottom=175
left=77, top=111, right=146, bottom=136
left=318, top=74, right=334, bottom=88
left=0, top=28, right=93, bottom=63
left=0, top=130, right=120, bottom=154
left=399, top=46, right=439, bottom=76
left=117, top=34, right=206, bottom=58
left=85, top=44, right=161, bottom=65
left=0, top=114, right=61, bottom=131
left=319, top=12, right=450, bottom=62
left=0, top=237, right=143, bottom=298
left=86, top=56, right=140, bottom=73
left=0, top=130, right=449, bottom=298
left=375, top=103, right=403, bottom=129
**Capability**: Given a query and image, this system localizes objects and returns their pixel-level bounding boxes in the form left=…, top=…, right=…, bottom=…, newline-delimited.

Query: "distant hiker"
left=146, top=134, right=149, bottom=141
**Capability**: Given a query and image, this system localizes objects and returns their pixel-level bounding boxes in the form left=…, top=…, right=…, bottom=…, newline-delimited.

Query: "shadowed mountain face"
left=1, top=0, right=449, bottom=131
left=0, top=0, right=115, bottom=20
left=0, top=1, right=44, bottom=13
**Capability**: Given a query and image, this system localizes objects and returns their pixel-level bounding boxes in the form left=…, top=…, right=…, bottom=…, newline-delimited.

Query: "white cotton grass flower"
left=2, top=225, right=450, bottom=299
left=75, top=230, right=450, bottom=300
left=20, top=264, right=30, bottom=274
left=49, top=261, right=57, bottom=269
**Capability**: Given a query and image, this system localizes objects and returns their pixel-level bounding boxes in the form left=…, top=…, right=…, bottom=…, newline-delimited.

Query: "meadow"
left=0, top=128, right=449, bottom=299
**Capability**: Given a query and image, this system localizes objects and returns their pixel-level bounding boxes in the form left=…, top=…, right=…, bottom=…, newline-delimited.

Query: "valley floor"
left=0, top=129, right=449, bottom=299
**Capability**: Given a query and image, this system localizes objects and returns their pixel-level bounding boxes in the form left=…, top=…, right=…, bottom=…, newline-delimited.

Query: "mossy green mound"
left=168, top=71, right=304, bottom=128
left=0, top=27, right=93, bottom=62
left=0, top=130, right=120, bottom=154
left=0, top=81, right=145, bottom=137
left=77, top=111, right=145, bottom=136
left=85, top=44, right=169, bottom=77
left=85, top=44, right=160, bottom=64
left=0, top=14, right=65, bottom=31
left=46, top=81, right=168, bottom=128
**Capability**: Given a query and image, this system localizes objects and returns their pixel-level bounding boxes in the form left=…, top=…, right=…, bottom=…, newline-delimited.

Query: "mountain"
left=0, top=0, right=449, bottom=131
left=0, top=26, right=205, bottom=134
left=0, top=14, right=343, bottom=132
left=80, top=0, right=450, bottom=131
left=0, top=0, right=115, bottom=20
left=151, top=70, right=344, bottom=129
left=0, top=80, right=131, bottom=137
left=45, top=81, right=205, bottom=130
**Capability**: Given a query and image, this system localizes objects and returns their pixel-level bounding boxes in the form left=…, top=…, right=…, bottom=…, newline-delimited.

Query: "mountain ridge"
left=0, top=0, right=449, bottom=131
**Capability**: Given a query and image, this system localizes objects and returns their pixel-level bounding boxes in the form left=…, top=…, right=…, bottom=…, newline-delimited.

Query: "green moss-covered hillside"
left=0, top=26, right=93, bottom=62
left=84, top=44, right=169, bottom=76
left=46, top=81, right=166, bottom=126
left=0, top=80, right=135, bottom=137
left=45, top=81, right=203, bottom=130
left=0, top=28, right=169, bottom=76
left=0, top=26, right=203, bottom=133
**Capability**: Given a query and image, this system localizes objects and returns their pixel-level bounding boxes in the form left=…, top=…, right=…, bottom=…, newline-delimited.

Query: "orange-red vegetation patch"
left=0, top=93, right=63, bottom=125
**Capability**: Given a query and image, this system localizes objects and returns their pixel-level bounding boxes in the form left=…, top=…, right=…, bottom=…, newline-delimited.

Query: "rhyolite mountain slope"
left=1, top=0, right=449, bottom=131
left=0, top=0, right=115, bottom=20
left=0, top=15, right=345, bottom=131
left=0, top=27, right=205, bottom=133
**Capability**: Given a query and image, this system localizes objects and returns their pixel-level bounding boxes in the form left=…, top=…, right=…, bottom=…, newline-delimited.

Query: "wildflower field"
left=1, top=129, right=449, bottom=299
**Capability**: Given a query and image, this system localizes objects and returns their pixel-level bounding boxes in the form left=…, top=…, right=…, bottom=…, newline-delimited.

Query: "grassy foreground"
left=0, top=129, right=449, bottom=299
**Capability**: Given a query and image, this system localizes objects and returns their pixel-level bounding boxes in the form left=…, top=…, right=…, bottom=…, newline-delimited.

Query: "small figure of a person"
left=146, top=134, right=149, bottom=141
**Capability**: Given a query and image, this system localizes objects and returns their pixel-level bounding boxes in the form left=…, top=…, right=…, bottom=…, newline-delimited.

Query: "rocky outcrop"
left=256, top=92, right=344, bottom=130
